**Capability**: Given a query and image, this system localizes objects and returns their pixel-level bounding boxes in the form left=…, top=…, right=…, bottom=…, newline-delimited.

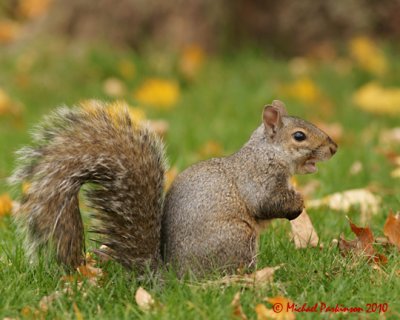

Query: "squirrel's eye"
left=293, top=131, right=306, bottom=142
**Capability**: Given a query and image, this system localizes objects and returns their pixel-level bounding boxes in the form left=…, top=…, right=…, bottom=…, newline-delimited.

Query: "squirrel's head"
left=262, top=100, right=338, bottom=175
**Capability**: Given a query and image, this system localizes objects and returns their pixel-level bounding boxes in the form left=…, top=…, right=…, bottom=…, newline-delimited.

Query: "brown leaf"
left=290, top=209, right=319, bottom=248
left=135, top=287, right=155, bottom=312
left=231, top=292, right=248, bottom=320
left=338, top=218, right=387, bottom=265
left=383, top=210, right=400, bottom=250
left=255, top=296, right=296, bottom=320
left=348, top=219, right=375, bottom=256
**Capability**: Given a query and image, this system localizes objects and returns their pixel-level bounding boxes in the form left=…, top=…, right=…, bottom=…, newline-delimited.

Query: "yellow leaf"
left=179, top=44, right=205, bottom=79
left=134, top=79, right=180, bottom=109
left=0, top=193, right=13, bottom=217
left=280, top=78, right=322, bottom=104
left=0, top=20, right=21, bottom=44
left=18, top=0, right=53, bottom=19
left=352, top=82, right=400, bottom=115
left=349, top=36, right=387, bottom=76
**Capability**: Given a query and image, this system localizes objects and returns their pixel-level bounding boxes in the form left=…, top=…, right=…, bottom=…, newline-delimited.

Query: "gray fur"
left=11, top=100, right=337, bottom=276
left=11, top=102, right=166, bottom=271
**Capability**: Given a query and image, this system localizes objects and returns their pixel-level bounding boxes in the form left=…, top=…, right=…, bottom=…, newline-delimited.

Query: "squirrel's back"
left=11, top=101, right=166, bottom=271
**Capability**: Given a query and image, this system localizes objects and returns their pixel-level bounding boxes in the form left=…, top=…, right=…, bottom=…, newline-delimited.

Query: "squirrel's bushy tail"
left=10, top=101, right=166, bottom=271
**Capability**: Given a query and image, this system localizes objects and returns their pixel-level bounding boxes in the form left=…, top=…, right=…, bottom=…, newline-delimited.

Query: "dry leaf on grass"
left=290, top=209, right=319, bottom=248
left=255, top=296, right=295, bottom=320
left=307, top=188, right=381, bottom=224
left=202, top=265, right=282, bottom=288
left=135, top=287, right=155, bottom=312
left=338, top=218, right=387, bottom=265
left=231, top=292, right=248, bottom=320
left=383, top=210, right=400, bottom=250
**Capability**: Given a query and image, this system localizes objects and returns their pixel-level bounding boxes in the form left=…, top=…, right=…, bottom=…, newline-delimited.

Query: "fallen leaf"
left=0, top=193, right=13, bottom=217
left=352, top=82, right=400, bottom=115
left=231, top=292, right=248, bottom=320
left=383, top=210, right=400, bottom=250
left=255, top=296, right=295, bottom=320
left=348, top=218, right=375, bottom=256
left=202, top=265, right=282, bottom=288
left=307, top=188, right=381, bottom=224
left=338, top=218, right=387, bottom=265
left=349, top=36, right=387, bottom=76
left=290, top=209, right=319, bottom=248
left=135, top=287, right=155, bottom=312
left=134, top=78, right=180, bottom=109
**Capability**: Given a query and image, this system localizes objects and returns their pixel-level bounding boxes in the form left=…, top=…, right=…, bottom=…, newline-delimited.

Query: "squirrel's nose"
left=328, top=137, right=338, bottom=155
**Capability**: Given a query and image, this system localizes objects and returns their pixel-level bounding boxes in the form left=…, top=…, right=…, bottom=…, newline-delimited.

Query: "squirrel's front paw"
left=286, top=191, right=304, bottom=220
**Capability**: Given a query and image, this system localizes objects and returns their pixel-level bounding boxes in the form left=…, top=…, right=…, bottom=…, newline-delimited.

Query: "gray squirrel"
left=10, top=100, right=337, bottom=276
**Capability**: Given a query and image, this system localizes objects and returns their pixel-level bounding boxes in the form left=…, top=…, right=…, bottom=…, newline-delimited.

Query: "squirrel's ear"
left=271, top=100, right=288, bottom=116
left=263, top=105, right=283, bottom=138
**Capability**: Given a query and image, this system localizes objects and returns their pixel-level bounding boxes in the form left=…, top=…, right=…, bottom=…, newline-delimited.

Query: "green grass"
left=1, top=41, right=400, bottom=319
